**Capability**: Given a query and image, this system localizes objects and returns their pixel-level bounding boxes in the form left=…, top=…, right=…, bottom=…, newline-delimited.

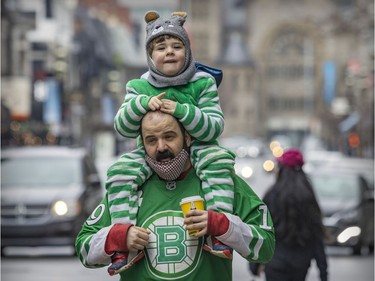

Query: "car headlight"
left=263, top=160, right=275, bottom=172
left=235, top=165, right=254, bottom=179
left=236, top=147, right=248, bottom=158
left=51, top=200, right=81, bottom=217
left=247, top=147, right=260, bottom=158
left=241, top=166, right=253, bottom=179
left=337, top=226, right=361, bottom=243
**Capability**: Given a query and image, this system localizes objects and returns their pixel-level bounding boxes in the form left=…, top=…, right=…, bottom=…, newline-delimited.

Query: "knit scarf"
left=143, top=55, right=196, bottom=88
left=145, top=149, right=189, bottom=181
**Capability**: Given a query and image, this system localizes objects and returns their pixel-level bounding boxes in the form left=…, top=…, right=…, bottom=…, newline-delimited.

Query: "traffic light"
left=348, top=132, right=360, bottom=148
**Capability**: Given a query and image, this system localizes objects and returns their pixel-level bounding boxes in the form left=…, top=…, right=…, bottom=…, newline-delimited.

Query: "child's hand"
left=161, top=99, right=177, bottom=114
left=148, top=92, right=166, bottom=111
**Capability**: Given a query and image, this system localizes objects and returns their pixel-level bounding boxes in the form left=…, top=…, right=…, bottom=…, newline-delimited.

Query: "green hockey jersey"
left=76, top=169, right=275, bottom=281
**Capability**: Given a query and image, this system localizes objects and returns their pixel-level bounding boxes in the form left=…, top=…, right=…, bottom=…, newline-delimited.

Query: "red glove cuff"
left=207, top=210, right=230, bottom=237
left=105, top=224, right=133, bottom=255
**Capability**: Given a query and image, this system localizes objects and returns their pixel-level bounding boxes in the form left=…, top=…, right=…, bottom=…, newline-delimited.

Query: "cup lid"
left=180, top=195, right=203, bottom=205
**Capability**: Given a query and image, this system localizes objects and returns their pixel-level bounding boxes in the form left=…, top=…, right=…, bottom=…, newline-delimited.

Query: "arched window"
left=264, top=26, right=315, bottom=115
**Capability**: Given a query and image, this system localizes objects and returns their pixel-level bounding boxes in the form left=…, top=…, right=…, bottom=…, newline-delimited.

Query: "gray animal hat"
left=143, top=11, right=196, bottom=88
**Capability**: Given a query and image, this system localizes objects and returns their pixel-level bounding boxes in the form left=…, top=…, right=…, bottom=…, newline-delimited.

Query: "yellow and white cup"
left=180, top=195, right=204, bottom=236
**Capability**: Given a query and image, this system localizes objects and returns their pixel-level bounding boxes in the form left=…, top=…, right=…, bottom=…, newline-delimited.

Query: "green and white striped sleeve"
left=114, top=82, right=151, bottom=138
left=173, top=72, right=225, bottom=142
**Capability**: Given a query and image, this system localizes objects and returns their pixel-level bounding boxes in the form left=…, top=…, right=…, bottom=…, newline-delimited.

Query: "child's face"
left=151, top=37, right=186, bottom=77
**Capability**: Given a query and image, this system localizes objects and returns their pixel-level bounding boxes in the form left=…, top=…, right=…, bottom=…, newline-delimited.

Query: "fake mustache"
left=156, top=150, right=175, bottom=162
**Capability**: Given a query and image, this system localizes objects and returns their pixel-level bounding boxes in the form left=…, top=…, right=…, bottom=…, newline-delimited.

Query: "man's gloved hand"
left=207, top=210, right=230, bottom=236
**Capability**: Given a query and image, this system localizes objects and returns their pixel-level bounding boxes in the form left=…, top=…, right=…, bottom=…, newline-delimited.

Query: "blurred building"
left=1, top=0, right=373, bottom=158
left=1, top=0, right=180, bottom=156
left=2, top=0, right=75, bottom=147
left=186, top=0, right=374, bottom=157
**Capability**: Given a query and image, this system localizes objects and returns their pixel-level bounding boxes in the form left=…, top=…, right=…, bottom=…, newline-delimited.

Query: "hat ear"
left=145, top=11, right=160, bottom=23
left=171, top=11, right=187, bottom=26
left=171, top=11, right=187, bottom=19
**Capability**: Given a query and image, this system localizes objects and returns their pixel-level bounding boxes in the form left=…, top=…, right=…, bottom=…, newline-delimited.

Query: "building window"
left=264, top=26, right=315, bottom=120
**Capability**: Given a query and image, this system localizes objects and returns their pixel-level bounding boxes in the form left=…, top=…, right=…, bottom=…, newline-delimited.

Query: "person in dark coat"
left=250, top=148, right=328, bottom=281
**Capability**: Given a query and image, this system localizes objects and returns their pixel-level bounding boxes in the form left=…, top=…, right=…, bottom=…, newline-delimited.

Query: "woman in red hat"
left=250, top=148, right=328, bottom=281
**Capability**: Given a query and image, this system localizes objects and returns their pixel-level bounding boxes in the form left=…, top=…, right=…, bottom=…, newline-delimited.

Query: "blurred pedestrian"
left=105, top=10, right=236, bottom=275
left=249, top=148, right=328, bottom=281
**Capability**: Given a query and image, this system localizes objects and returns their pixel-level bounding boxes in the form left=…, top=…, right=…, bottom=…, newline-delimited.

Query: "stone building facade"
left=184, top=0, right=374, bottom=155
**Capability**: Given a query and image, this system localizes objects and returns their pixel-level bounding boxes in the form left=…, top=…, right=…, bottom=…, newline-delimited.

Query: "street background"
left=1, top=236, right=374, bottom=281
left=1, top=0, right=374, bottom=281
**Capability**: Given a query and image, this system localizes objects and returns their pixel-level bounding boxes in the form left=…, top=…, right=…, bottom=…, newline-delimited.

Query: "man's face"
left=151, top=37, right=186, bottom=77
left=141, top=112, right=191, bottom=162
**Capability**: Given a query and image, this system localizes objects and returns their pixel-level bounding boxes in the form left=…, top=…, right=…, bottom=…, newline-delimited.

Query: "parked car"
left=1, top=146, right=102, bottom=254
left=304, top=151, right=374, bottom=187
left=334, top=157, right=374, bottom=190
left=308, top=168, right=374, bottom=255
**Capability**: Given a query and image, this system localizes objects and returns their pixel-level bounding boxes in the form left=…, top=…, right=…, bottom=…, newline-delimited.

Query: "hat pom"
left=145, top=11, right=160, bottom=23
left=277, top=149, right=304, bottom=168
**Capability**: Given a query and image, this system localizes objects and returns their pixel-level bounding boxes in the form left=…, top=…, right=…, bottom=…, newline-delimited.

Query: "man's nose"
left=157, top=139, right=167, bottom=151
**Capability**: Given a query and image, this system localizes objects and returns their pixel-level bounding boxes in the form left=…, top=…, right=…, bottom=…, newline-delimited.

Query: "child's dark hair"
left=147, top=34, right=183, bottom=57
